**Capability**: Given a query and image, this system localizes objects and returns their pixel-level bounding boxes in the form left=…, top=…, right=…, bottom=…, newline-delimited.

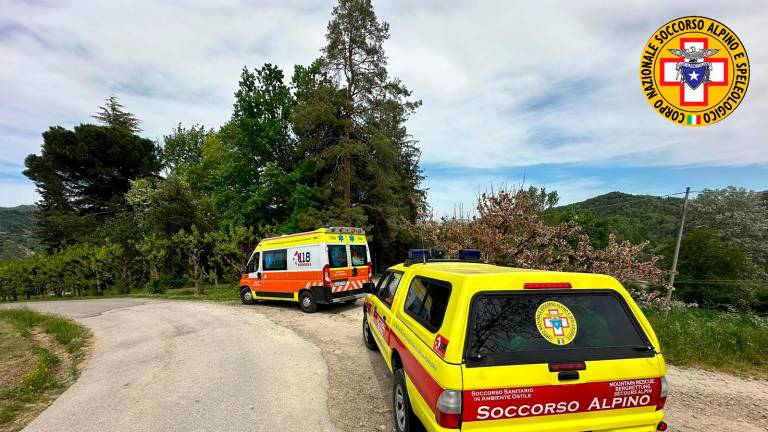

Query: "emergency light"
left=458, top=249, right=481, bottom=260
left=408, top=249, right=431, bottom=260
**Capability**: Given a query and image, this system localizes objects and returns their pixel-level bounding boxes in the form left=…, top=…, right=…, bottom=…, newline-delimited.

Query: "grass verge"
left=0, top=309, right=91, bottom=431
left=130, top=284, right=239, bottom=302
left=644, top=306, right=768, bottom=378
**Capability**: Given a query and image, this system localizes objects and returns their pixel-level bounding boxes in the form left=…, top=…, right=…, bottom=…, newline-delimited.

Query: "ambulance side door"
left=368, top=270, right=404, bottom=361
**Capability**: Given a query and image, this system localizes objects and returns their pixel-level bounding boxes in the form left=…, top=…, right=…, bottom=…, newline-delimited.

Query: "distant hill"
left=547, top=192, right=684, bottom=253
left=0, top=205, right=42, bottom=261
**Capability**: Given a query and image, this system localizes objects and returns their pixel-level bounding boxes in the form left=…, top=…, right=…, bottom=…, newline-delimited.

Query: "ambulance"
left=361, top=249, right=669, bottom=432
left=240, top=227, right=372, bottom=313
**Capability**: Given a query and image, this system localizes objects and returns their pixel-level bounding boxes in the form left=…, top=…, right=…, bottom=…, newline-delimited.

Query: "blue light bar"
left=408, top=249, right=432, bottom=260
left=458, top=249, right=482, bottom=260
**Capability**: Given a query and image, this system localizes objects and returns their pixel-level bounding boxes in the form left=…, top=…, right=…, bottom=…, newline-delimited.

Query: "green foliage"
left=162, top=123, right=212, bottom=174
left=645, top=307, right=768, bottom=377
left=23, top=123, right=161, bottom=249
left=666, top=229, right=755, bottom=310
left=548, top=192, right=682, bottom=251
left=92, top=95, right=141, bottom=133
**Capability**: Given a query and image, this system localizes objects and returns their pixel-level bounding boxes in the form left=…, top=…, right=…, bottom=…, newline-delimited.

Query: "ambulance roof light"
left=326, top=226, right=365, bottom=235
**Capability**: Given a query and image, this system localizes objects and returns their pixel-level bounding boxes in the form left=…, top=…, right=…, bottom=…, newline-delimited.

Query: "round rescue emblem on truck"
left=535, top=301, right=577, bottom=346
left=639, top=16, right=749, bottom=126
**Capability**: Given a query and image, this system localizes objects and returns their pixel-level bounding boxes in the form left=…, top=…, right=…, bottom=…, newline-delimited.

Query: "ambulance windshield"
left=466, top=291, right=652, bottom=366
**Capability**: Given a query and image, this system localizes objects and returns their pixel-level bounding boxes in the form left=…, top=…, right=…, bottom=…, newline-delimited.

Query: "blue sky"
left=1, top=0, right=767, bottom=214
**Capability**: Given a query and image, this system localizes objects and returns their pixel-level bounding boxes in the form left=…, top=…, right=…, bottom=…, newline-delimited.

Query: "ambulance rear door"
left=460, top=289, right=665, bottom=432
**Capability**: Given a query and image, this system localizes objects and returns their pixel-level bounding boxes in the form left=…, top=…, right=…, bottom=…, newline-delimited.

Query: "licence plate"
left=333, top=280, right=347, bottom=287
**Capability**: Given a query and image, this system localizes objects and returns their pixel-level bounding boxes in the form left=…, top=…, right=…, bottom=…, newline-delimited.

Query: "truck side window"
left=404, top=277, right=451, bottom=333
left=263, top=250, right=287, bottom=271
left=377, top=271, right=403, bottom=308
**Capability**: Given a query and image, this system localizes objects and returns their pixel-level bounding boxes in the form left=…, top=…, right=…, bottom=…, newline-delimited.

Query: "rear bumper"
left=310, top=286, right=365, bottom=304
left=458, top=410, right=665, bottom=432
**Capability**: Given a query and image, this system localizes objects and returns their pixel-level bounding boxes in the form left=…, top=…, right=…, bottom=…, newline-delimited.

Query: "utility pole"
left=665, top=186, right=690, bottom=314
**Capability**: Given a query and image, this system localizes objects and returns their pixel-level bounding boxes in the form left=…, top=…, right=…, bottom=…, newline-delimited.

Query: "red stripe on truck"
left=463, top=378, right=661, bottom=422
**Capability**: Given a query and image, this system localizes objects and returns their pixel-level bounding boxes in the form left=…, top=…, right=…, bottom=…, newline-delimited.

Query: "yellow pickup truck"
left=362, top=249, right=668, bottom=432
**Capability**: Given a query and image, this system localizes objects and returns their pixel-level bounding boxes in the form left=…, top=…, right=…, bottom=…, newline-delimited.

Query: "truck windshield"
left=466, top=290, right=652, bottom=366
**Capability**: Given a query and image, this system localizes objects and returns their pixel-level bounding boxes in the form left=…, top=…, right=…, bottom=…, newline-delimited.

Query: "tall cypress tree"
left=294, top=0, right=425, bottom=268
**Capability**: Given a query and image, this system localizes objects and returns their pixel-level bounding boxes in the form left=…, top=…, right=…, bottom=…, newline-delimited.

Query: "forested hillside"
left=549, top=189, right=768, bottom=312
left=547, top=191, right=683, bottom=252
left=0, top=205, right=41, bottom=261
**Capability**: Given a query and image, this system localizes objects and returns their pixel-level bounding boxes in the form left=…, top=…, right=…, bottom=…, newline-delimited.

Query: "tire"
left=240, top=287, right=255, bottom=305
left=362, top=315, right=378, bottom=351
left=299, top=291, right=318, bottom=313
left=393, top=368, right=421, bottom=432
left=344, top=298, right=358, bottom=305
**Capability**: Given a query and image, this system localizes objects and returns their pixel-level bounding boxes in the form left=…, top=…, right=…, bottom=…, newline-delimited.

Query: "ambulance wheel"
left=393, top=368, right=421, bottom=432
left=240, top=287, right=255, bottom=305
left=362, top=316, right=378, bottom=351
left=299, top=291, right=318, bottom=313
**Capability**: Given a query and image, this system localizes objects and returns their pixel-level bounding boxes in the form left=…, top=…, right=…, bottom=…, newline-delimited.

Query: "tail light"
left=366, top=262, right=373, bottom=281
left=435, top=390, right=461, bottom=428
left=656, top=376, right=668, bottom=410
left=322, top=264, right=331, bottom=287
left=548, top=362, right=586, bottom=372
left=524, top=282, right=572, bottom=289
left=657, top=421, right=668, bottom=431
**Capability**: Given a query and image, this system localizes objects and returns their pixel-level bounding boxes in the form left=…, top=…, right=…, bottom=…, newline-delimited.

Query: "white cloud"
left=1, top=0, right=766, bottom=209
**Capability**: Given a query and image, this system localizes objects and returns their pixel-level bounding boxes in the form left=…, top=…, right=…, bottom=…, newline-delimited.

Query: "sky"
left=1, top=0, right=767, bottom=215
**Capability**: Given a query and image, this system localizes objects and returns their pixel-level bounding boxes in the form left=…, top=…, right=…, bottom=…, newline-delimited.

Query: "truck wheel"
left=362, top=316, right=378, bottom=351
left=299, top=291, right=318, bottom=313
left=240, top=287, right=255, bottom=305
left=393, top=368, right=421, bottom=432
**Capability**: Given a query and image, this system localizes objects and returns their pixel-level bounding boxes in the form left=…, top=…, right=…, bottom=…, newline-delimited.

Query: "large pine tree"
left=293, top=0, right=425, bottom=268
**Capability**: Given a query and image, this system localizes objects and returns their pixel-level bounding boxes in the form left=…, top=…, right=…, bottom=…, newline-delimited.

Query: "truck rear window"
left=466, top=291, right=652, bottom=366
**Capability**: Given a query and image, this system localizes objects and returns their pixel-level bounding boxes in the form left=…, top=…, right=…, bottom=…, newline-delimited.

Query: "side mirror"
left=240, top=265, right=247, bottom=274
left=256, top=272, right=262, bottom=280
left=362, top=282, right=376, bottom=294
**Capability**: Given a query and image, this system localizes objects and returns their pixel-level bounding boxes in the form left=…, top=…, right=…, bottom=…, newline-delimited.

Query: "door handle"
left=352, top=267, right=358, bottom=276
left=558, top=371, right=580, bottom=381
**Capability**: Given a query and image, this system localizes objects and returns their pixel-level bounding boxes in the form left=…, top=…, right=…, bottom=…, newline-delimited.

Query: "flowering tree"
left=414, top=187, right=666, bottom=305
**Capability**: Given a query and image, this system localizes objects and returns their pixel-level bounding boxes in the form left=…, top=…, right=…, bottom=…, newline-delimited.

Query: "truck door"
left=366, top=270, right=404, bottom=362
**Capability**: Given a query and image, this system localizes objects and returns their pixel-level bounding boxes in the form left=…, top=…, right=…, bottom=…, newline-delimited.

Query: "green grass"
left=0, top=309, right=90, bottom=429
left=644, top=306, right=768, bottom=378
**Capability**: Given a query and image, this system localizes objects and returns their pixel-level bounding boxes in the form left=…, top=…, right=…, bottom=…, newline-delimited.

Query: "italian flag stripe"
left=687, top=115, right=699, bottom=125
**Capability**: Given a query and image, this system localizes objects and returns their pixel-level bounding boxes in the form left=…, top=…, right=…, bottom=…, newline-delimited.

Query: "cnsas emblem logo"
left=535, top=301, right=577, bottom=346
left=640, top=17, right=750, bottom=126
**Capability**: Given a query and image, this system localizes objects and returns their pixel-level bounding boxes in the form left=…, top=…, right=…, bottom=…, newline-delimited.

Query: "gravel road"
left=2, top=299, right=335, bottom=432
left=4, top=298, right=767, bottom=432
